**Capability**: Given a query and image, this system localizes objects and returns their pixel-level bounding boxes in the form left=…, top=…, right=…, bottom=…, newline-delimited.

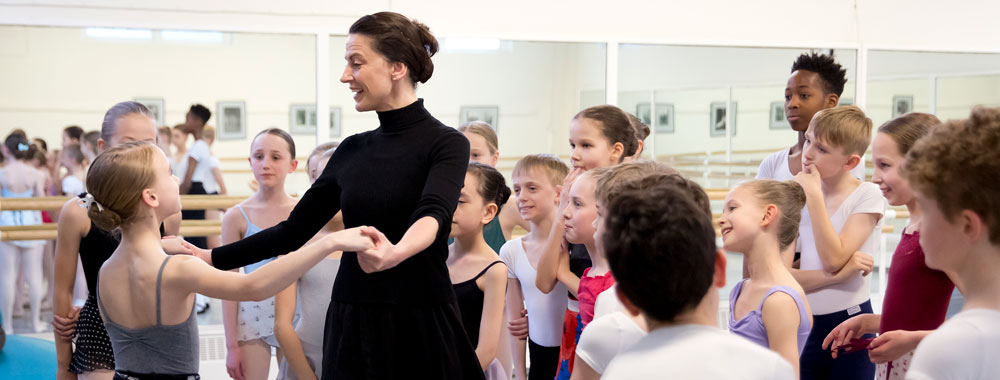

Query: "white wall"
left=3, top=1, right=1000, bottom=185
left=3, top=0, right=999, bottom=52
left=0, top=26, right=604, bottom=194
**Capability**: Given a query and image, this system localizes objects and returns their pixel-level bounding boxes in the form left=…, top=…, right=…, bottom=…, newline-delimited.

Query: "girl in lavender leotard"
left=718, top=180, right=814, bottom=375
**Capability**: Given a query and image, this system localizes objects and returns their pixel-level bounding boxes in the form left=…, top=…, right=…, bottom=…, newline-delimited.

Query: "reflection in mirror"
left=330, top=36, right=606, bottom=179
left=868, top=50, right=1000, bottom=125
left=0, top=25, right=317, bottom=196
left=618, top=45, right=857, bottom=189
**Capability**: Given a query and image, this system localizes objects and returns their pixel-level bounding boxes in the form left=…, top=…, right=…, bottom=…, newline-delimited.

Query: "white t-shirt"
left=594, top=284, right=625, bottom=319
left=186, top=139, right=213, bottom=185
left=799, top=182, right=885, bottom=314
left=907, top=308, right=1000, bottom=380
left=603, top=324, right=795, bottom=380
left=170, top=154, right=187, bottom=179
left=499, top=237, right=568, bottom=347
left=756, top=147, right=866, bottom=181
left=61, top=175, right=85, bottom=196
left=201, top=156, right=221, bottom=193
left=576, top=311, right=645, bottom=374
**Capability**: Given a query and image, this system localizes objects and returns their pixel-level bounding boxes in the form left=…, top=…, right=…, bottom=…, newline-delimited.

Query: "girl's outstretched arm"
left=170, top=227, right=372, bottom=302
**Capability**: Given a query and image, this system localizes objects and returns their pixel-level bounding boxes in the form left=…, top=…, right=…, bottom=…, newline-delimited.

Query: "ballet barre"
left=0, top=194, right=249, bottom=212
left=0, top=220, right=223, bottom=241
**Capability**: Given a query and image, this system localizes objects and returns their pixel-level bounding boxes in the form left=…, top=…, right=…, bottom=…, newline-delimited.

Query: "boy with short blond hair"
left=793, top=105, right=886, bottom=379
left=501, top=154, right=570, bottom=380
left=904, top=106, right=1000, bottom=380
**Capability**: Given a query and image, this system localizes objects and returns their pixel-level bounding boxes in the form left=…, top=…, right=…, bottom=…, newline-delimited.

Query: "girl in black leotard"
left=447, top=163, right=512, bottom=378
left=52, top=101, right=183, bottom=380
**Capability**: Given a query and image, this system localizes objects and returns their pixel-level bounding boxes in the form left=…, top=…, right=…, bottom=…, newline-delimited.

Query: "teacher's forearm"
left=392, top=216, right=439, bottom=261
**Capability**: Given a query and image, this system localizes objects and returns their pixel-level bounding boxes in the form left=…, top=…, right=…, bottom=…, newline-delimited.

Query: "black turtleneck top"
left=211, top=99, right=470, bottom=304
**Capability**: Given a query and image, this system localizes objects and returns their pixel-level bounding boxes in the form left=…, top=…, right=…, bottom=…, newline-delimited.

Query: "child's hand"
left=161, top=236, right=192, bottom=256
left=356, top=227, right=397, bottom=273
left=226, top=344, right=247, bottom=380
left=333, top=226, right=377, bottom=253
left=51, top=307, right=81, bottom=340
left=822, top=314, right=875, bottom=358
left=868, top=330, right=922, bottom=364
left=509, top=309, right=529, bottom=340
left=558, top=167, right=584, bottom=212
left=834, top=251, right=874, bottom=280
left=794, top=163, right=823, bottom=199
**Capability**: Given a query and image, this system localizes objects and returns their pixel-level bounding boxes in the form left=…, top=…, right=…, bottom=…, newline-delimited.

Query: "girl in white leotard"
left=275, top=143, right=343, bottom=380
left=221, top=128, right=299, bottom=380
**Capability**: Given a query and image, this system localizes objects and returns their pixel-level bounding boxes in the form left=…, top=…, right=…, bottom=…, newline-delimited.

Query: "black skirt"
left=321, top=300, right=485, bottom=380
left=69, top=293, right=116, bottom=373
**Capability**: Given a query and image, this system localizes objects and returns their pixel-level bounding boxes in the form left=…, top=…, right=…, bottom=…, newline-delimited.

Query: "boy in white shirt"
left=756, top=52, right=863, bottom=274
left=602, top=175, right=794, bottom=380
left=903, top=106, right=1000, bottom=380
left=757, top=52, right=864, bottom=182
left=792, top=106, right=886, bottom=380
left=178, top=104, right=213, bottom=250
left=201, top=126, right=227, bottom=251
left=500, top=154, right=570, bottom=380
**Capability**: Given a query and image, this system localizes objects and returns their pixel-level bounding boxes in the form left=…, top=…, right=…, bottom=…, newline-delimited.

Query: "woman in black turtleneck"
left=194, top=12, right=483, bottom=380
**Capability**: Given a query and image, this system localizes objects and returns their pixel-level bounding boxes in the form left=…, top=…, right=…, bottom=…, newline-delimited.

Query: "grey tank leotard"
left=98, top=256, right=200, bottom=376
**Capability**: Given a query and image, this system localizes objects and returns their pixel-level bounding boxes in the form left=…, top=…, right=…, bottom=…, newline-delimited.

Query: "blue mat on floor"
left=0, top=334, right=56, bottom=380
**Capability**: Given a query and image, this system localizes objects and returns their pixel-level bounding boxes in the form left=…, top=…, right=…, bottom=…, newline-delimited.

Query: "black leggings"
left=180, top=182, right=206, bottom=249
left=113, top=371, right=200, bottom=380
left=800, top=300, right=876, bottom=380
left=528, top=339, right=560, bottom=380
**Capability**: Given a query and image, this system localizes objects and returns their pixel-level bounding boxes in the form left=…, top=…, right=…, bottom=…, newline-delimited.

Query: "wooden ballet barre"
left=712, top=224, right=895, bottom=237
left=0, top=220, right=224, bottom=241
left=175, top=195, right=248, bottom=211
left=0, top=195, right=249, bottom=212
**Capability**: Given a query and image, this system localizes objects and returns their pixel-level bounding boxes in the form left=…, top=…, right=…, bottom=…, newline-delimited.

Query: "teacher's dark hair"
left=349, top=12, right=438, bottom=85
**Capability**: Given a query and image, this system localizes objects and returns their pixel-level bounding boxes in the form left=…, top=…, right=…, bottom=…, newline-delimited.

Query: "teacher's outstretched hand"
left=357, top=226, right=398, bottom=273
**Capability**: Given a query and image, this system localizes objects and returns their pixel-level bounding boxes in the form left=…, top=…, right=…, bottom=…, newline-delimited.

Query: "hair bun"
left=413, top=20, right=437, bottom=83
left=88, top=203, right=123, bottom=231
left=349, top=12, right=438, bottom=85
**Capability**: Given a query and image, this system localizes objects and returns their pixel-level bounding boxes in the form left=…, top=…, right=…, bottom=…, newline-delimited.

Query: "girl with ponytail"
left=718, top=179, right=814, bottom=376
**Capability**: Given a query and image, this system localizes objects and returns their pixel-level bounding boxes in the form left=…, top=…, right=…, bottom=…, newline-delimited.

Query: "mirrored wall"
left=0, top=25, right=318, bottom=194
left=868, top=50, right=1000, bottom=125
left=618, top=44, right=857, bottom=189
left=328, top=36, right=607, bottom=177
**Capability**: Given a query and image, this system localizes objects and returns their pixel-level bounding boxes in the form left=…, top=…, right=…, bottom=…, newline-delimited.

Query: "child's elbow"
left=821, top=254, right=851, bottom=273
left=273, top=322, right=295, bottom=341
left=536, top=281, right=554, bottom=294
left=821, top=261, right=841, bottom=274
left=477, top=346, right=497, bottom=370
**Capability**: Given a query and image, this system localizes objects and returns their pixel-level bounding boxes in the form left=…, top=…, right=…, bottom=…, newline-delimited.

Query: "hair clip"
left=78, top=193, right=104, bottom=212
left=17, top=143, right=29, bottom=152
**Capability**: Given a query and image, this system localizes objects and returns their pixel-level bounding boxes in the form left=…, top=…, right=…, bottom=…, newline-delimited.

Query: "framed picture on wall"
left=769, top=101, right=788, bottom=129
left=710, top=102, right=737, bottom=137
left=330, top=107, right=342, bottom=137
left=460, top=106, right=499, bottom=131
left=636, top=102, right=675, bottom=134
left=289, top=104, right=343, bottom=137
left=289, top=104, right=317, bottom=135
left=135, top=97, right=164, bottom=126
left=893, top=95, right=913, bottom=117
left=217, top=101, right=246, bottom=140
